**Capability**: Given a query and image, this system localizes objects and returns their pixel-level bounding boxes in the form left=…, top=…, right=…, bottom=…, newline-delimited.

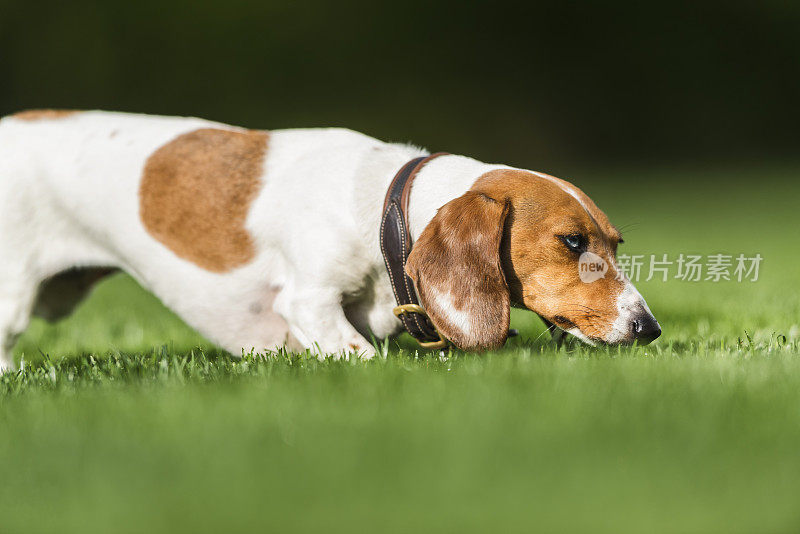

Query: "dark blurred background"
left=1, top=0, right=798, bottom=171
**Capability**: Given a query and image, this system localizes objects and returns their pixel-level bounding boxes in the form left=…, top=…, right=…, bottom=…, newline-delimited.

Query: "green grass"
left=3, top=165, right=800, bottom=533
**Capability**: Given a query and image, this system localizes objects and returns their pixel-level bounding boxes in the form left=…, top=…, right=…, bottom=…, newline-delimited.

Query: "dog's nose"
left=630, top=313, right=661, bottom=344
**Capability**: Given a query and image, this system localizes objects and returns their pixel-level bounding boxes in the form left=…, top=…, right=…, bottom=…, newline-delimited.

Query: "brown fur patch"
left=10, top=109, right=79, bottom=121
left=405, top=192, right=511, bottom=351
left=140, top=128, right=268, bottom=273
left=472, top=169, right=625, bottom=341
left=529, top=170, right=622, bottom=241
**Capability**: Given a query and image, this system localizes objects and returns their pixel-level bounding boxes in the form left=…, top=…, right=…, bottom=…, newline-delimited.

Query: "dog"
left=0, top=110, right=660, bottom=369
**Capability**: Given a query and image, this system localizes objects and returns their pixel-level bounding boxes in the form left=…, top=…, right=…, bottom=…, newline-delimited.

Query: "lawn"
left=2, top=164, right=799, bottom=533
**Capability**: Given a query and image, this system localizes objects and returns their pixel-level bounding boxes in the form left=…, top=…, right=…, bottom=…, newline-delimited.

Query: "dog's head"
left=405, top=169, right=660, bottom=350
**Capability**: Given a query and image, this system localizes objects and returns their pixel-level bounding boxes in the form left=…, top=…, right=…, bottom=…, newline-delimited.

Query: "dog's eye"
left=559, top=233, right=585, bottom=252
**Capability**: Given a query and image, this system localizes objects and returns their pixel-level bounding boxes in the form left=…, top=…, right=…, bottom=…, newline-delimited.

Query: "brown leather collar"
left=379, top=153, right=449, bottom=349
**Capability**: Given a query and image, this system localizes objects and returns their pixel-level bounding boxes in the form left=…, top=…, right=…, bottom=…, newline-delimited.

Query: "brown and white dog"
left=0, top=110, right=660, bottom=369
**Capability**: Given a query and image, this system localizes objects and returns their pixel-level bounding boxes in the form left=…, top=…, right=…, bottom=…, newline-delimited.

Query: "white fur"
left=0, top=111, right=653, bottom=370
left=605, top=278, right=658, bottom=344
left=430, top=288, right=472, bottom=337
left=566, top=327, right=597, bottom=346
left=406, top=156, right=505, bottom=240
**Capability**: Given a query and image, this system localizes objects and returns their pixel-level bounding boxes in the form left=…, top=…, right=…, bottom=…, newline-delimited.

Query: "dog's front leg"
left=275, top=287, right=376, bottom=360
left=0, top=276, right=39, bottom=372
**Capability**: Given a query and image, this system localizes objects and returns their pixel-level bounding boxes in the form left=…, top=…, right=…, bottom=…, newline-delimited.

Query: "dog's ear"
left=405, top=191, right=511, bottom=350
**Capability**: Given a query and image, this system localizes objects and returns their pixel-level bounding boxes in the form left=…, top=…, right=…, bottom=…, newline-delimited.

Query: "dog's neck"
left=406, top=154, right=507, bottom=241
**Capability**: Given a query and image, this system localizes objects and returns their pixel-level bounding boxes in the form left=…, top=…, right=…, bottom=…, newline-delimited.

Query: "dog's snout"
left=630, top=313, right=661, bottom=344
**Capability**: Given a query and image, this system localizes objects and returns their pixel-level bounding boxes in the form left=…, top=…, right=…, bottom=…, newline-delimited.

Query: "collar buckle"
left=392, top=304, right=448, bottom=349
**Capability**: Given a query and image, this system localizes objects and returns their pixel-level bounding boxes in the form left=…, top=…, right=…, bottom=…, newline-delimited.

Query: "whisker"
left=530, top=327, right=554, bottom=344
left=616, top=223, right=639, bottom=233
